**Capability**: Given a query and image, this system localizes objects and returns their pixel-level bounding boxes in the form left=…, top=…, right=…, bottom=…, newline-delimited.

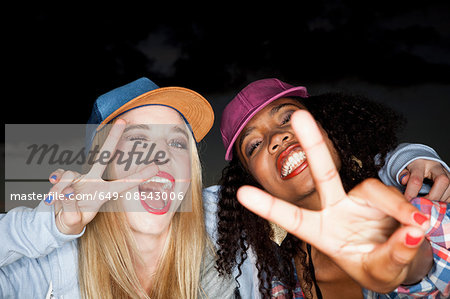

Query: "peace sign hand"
left=237, top=110, right=431, bottom=292
left=45, top=119, right=159, bottom=235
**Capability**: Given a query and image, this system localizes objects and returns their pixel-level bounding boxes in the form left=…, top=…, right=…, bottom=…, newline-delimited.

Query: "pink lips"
left=139, top=171, right=175, bottom=215
left=276, top=143, right=308, bottom=180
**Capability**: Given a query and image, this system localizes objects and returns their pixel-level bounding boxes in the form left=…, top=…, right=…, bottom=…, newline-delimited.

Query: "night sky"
left=5, top=1, right=450, bottom=186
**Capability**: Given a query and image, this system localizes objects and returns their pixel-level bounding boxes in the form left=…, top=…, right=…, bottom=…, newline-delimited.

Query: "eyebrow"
left=171, top=125, right=189, bottom=139
left=124, top=123, right=189, bottom=139
left=270, top=103, right=299, bottom=116
left=123, top=124, right=150, bottom=133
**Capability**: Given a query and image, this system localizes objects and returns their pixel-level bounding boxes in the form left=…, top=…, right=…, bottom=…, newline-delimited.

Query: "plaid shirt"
left=272, top=198, right=450, bottom=299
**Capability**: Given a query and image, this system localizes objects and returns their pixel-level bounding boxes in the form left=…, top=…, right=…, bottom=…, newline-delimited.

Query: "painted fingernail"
left=413, top=212, right=428, bottom=225
left=65, top=192, right=74, bottom=199
left=399, top=173, right=408, bottom=185
left=44, top=195, right=53, bottom=204
left=405, top=233, right=422, bottom=246
left=50, top=175, right=57, bottom=181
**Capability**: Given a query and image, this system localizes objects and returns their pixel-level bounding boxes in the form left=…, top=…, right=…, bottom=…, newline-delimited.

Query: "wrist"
left=55, top=209, right=84, bottom=235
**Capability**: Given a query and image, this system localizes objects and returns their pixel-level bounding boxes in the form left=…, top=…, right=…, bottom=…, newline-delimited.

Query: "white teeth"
left=281, top=150, right=306, bottom=177
left=140, top=176, right=173, bottom=190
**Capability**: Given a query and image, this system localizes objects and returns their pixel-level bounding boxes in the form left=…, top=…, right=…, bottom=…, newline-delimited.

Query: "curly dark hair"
left=216, top=92, right=406, bottom=298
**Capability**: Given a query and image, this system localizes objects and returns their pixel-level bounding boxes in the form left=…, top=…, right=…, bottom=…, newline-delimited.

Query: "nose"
left=268, top=131, right=292, bottom=154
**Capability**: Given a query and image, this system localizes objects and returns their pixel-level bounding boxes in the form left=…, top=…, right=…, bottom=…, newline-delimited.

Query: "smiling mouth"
left=139, top=171, right=174, bottom=215
left=277, top=144, right=308, bottom=180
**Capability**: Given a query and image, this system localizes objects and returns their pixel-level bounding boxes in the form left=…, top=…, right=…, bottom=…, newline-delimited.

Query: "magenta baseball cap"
left=220, top=78, right=309, bottom=161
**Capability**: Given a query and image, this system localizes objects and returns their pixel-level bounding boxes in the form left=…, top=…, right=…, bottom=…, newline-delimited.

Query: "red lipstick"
left=277, top=143, right=308, bottom=180
left=139, top=171, right=175, bottom=215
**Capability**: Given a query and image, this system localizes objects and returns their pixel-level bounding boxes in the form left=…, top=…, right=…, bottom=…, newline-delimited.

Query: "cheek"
left=171, top=152, right=191, bottom=177
left=248, top=155, right=277, bottom=191
left=166, top=152, right=191, bottom=196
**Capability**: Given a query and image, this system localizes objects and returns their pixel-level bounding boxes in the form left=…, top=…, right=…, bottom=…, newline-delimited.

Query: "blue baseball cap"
left=86, top=77, right=214, bottom=151
left=87, top=77, right=160, bottom=126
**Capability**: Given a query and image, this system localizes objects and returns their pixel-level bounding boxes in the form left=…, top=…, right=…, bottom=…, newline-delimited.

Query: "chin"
left=276, top=181, right=318, bottom=209
left=126, top=211, right=173, bottom=236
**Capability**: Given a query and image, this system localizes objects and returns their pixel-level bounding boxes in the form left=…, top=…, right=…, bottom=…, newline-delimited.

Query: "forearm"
left=0, top=201, right=84, bottom=267
left=378, top=143, right=450, bottom=192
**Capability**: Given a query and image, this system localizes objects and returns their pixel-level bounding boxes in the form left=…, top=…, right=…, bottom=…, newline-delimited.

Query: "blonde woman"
left=0, top=78, right=236, bottom=298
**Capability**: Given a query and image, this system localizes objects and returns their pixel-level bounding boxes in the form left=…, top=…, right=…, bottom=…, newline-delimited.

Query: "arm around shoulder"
left=378, top=143, right=449, bottom=192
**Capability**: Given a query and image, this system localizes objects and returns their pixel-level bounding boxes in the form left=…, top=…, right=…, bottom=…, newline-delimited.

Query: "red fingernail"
left=413, top=212, right=428, bottom=225
left=405, top=233, right=422, bottom=246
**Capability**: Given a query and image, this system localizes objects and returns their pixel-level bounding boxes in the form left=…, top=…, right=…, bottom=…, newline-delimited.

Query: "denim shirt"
left=0, top=202, right=84, bottom=298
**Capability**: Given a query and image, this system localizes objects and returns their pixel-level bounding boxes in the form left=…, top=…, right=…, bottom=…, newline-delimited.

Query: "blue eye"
left=168, top=139, right=187, bottom=149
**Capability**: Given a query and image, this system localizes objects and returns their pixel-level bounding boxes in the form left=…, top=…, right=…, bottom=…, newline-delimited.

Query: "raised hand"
left=237, top=110, right=432, bottom=292
left=45, top=119, right=159, bottom=235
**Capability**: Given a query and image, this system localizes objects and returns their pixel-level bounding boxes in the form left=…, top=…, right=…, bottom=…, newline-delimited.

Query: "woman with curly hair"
left=212, top=78, right=449, bottom=298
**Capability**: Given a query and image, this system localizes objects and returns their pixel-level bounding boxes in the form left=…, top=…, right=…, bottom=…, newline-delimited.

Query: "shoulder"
left=202, top=185, right=222, bottom=243
left=202, top=185, right=221, bottom=204
left=199, top=245, right=237, bottom=299
left=0, top=240, right=80, bottom=298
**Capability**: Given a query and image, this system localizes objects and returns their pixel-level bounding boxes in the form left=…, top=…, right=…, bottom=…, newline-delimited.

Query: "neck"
left=293, top=190, right=322, bottom=211
left=132, top=227, right=170, bottom=292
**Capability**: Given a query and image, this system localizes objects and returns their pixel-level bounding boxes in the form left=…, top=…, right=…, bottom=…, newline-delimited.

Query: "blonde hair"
left=78, top=120, right=206, bottom=299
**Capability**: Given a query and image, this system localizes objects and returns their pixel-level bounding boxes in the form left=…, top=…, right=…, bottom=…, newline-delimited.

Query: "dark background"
left=5, top=1, right=450, bottom=187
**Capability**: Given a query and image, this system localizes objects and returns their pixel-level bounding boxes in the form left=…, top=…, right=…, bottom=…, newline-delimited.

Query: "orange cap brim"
left=99, top=86, right=214, bottom=142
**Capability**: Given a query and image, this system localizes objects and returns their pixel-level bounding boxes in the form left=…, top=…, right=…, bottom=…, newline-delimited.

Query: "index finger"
left=237, top=185, right=322, bottom=246
left=88, top=119, right=127, bottom=177
left=426, top=172, right=449, bottom=201
left=291, top=110, right=346, bottom=206
left=106, top=164, right=159, bottom=194
left=404, top=167, right=424, bottom=200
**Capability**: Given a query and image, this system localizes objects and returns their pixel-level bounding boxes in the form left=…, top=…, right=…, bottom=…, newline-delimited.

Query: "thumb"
left=364, top=226, right=424, bottom=286
left=56, top=188, right=83, bottom=234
